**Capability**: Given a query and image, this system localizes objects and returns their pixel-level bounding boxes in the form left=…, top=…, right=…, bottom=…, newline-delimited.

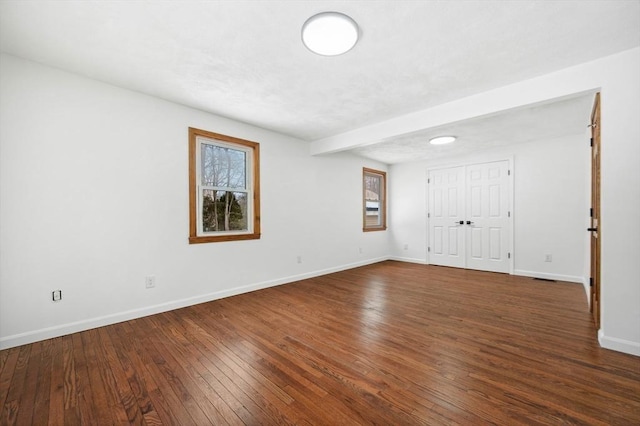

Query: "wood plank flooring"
left=1, top=261, right=639, bottom=425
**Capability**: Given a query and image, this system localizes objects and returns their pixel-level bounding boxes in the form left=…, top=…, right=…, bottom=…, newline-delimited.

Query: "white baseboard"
left=389, top=256, right=427, bottom=265
left=0, top=256, right=390, bottom=350
left=513, top=269, right=584, bottom=284
left=599, top=330, right=640, bottom=356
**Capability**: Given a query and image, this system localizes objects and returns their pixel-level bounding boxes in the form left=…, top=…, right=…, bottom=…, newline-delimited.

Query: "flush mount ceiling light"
left=429, top=136, right=457, bottom=145
left=302, top=12, right=359, bottom=56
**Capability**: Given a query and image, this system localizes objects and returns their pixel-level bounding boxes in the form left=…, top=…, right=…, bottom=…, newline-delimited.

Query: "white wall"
left=389, top=134, right=590, bottom=288
left=598, top=50, right=640, bottom=355
left=0, top=54, right=390, bottom=349
left=512, top=136, right=591, bottom=284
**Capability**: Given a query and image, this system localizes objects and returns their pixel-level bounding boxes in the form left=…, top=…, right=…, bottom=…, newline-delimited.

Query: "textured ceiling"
left=351, top=94, right=595, bottom=163
left=1, top=1, right=639, bottom=162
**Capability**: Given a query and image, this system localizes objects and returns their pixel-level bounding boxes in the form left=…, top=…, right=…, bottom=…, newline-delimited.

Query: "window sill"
left=189, top=232, right=261, bottom=244
left=363, top=227, right=387, bottom=232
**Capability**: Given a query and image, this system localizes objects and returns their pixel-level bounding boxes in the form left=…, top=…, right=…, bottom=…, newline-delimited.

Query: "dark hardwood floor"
left=1, top=261, right=639, bottom=425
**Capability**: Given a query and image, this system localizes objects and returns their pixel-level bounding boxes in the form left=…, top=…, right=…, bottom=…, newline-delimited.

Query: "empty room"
left=1, top=1, right=639, bottom=424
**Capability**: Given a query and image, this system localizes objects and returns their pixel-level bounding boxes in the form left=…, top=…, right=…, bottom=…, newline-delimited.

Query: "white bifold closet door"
left=428, top=160, right=511, bottom=273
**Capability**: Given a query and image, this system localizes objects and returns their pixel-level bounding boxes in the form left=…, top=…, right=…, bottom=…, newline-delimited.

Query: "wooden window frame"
left=363, top=167, right=387, bottom=232
left=189, top=127, right=260, bottom=244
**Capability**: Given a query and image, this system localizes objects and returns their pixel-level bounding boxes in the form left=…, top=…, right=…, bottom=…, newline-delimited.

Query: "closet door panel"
left=466, top=161, right=510, bottom=273
left=428, top=167, right=465, bottom=268
left=428, top=160, right=511, bottom=273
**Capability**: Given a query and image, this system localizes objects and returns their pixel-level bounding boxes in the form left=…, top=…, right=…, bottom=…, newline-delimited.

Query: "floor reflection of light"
left=359, top=280, right=386, bottom=343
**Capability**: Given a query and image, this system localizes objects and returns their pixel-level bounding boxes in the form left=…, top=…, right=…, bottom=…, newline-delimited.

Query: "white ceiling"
left=1, top=1, right=639, bottom=163
left=351, top=93, right=596, bottom=163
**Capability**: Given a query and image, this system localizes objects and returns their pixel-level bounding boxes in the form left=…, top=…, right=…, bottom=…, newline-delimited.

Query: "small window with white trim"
left=189, top=127, right=260, bottom=244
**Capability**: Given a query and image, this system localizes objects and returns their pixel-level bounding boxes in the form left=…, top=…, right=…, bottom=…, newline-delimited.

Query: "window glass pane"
left=201, top=143, right=246, bottom=188
left=202, top=190, right=249, bottom=232
left=365, top=175, right=381, bottom=200
left=366, top=200, right=381, bottom=226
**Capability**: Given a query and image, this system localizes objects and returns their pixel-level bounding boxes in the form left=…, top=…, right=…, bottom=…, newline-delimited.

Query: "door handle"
left=466, top=221, right=474, bottom=225
left=587, top=227, right=598, bottom=232
left=454, top=220, right=464, bottom=225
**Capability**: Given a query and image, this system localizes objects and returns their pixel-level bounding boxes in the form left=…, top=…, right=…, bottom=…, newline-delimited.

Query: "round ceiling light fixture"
left=302, top=12, right=359, bottom=56
left=429, top=136, right=457, bottom=145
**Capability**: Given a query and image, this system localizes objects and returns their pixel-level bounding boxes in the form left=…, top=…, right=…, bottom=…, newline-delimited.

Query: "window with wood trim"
left=363, top=167, right=387, bottom=232
left=189, top=127, right=260, bottom=244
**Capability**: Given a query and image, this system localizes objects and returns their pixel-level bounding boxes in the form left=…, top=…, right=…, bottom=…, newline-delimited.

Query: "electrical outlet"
left=545, top=254, right=552, bottom=262
left=145, top=276, right=156, bottom=288
left=403, top=244, right=409, bottom=250
left=296, top=256, right=302, bottom=264
left=358, top=247, right=363, bottom=254
left=52, top=290, right=62, bottom=301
